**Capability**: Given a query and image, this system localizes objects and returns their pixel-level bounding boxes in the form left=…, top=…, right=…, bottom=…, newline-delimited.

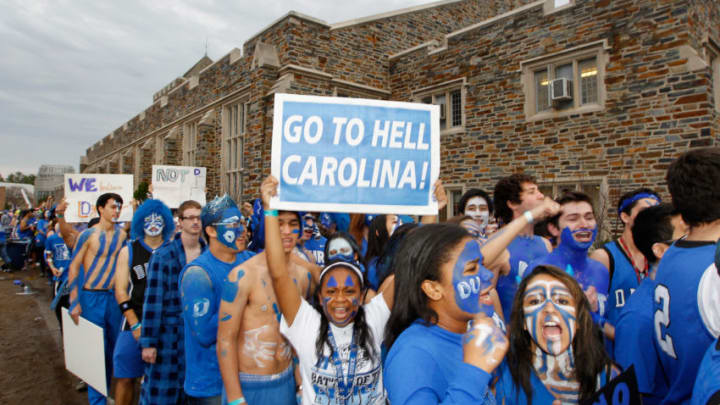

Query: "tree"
left=134, top=182, right=149, bottom=203
left=3, top=171, right=35, bottom=185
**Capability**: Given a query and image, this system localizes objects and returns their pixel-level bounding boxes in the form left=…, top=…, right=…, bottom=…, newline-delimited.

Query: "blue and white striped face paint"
left=522, top=275, right=576, bottom=356
left=143, top=213, right=165, bottom=237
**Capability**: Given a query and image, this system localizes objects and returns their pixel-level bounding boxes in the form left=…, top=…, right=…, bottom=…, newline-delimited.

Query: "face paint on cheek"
left=452, top=240, right=493, bottom=314
left=291, top=229, right=300, bottom=234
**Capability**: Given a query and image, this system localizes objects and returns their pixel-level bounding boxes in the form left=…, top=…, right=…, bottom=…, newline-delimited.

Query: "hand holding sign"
left=261, top=176, right=279, bottom=211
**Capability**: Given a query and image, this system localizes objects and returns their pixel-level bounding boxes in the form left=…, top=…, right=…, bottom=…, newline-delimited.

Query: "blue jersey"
left=692, top=339, right=720, bottom=405
left=603, top=240, right=641, bottom=358
left=45, top=233, right=71, bottom=282
left=614, top=277, right=666, bottom=404
left=179, top=249, right=253, bottom=397
left=303, top=236, right=326, bottom=266
left=34, top=219, right=48, bottom=247
left=498, top=235, right=549, bottom=323
left=653, top=240, right=719, bottom=404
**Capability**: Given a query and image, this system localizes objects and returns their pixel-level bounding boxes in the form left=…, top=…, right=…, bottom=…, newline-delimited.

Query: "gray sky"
left=0, top=0, right=432, bottom=178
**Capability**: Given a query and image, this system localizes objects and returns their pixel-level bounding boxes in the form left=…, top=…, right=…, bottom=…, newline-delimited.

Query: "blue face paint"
left=143, top=213, right=165, bottom=237
left=452, top=240, right=494, bottom=315
left=213, top=207, right=245, bottom=250
left=326, top=275, right=338, bottom=288
left=344, top=275, right=355, bottom=287
left=291, top=229, right=300, bottom=234
left=522, top=278, right=577, bottom=355
left=321, top=271, right=360, bottom=326
left=560, top=226, right=597, bottom=251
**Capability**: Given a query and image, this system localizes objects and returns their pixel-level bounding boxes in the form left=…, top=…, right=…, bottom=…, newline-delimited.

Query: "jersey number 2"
left=654, top=284, right=677, bottom=359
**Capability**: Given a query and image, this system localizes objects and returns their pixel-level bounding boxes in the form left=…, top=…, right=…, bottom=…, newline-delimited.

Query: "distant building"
left=81, top=0, right=720, bottom=230
left=0, top=182, right=35, bottom=209
left=35, top=165, right=75, bottom=202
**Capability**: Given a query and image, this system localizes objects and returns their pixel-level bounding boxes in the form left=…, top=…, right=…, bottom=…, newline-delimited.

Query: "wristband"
left=118, top=300, right=132, bottom=313
left=264, top=209, right=278, bottom=217
left=131, top=322, right=142, bottom=331
left=228, top=398, right=246, bottom=405
left=56, top=213, right=64, bottom=219
left=523, top=210, right=534, bottom=225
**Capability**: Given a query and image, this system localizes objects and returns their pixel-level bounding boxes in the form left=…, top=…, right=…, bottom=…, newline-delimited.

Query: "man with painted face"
left=459, top=188, right=494, bottom=241
left=260, top=175, right=395, bottom=405
left=528, top=191, right=610, bottom=335
left=141, top=200, right=206, bottom=405
left=590, top=188, right=660, bottom=357
left=179, top=195, right=256, bottom=405
left=66, top=192, right=127, bottom=405
left=112, top=199, right=173, bottom=405
left=494, top=173, right=553, bottom=324
left=217, top=196, right=312, bottom=405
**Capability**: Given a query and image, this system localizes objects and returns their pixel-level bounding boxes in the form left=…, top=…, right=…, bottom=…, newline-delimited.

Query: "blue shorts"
left=222, top=365, right=296, bottom=405
left=113, top=331, right=144, bottom=378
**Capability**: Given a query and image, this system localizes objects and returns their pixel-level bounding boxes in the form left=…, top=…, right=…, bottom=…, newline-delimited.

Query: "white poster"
left=63, top=174, right=134, bottom=223
left=61, top=308, right=107, bottom=396
left=152, top=165, right=207, bottom=208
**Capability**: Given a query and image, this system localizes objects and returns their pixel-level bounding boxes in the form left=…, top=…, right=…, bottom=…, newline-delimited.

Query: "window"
left=522, top=42, right=608, bottom=120
left=222, top=101, right=247, bottom=199
left=421, top=88, right=463, bottom=131
left=439, top=185, right=465, bottom=222
left=544, top=0, right=574, bottom=14
left=539, top=178, right=607, bottom=215
left=183, top=121, right=198, bottom=166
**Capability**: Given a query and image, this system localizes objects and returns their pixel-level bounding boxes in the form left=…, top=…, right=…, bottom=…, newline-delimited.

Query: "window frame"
left=439, top=183, right=466, bottom=222
left=221, top=98, right=249, bottom=199
left=413, top=78, right=467, bottom=135
left=521, top=41, right=609, bottom=121
left=183, top=120, right=199, bottom=166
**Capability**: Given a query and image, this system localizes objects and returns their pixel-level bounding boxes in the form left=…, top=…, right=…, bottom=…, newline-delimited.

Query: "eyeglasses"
left=181, top=215, right=201, bottom=222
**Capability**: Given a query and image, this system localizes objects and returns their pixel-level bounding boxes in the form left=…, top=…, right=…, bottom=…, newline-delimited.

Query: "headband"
left=617, top=192, right=660, bottom=215
left=319, top=261, right=365, bottom=287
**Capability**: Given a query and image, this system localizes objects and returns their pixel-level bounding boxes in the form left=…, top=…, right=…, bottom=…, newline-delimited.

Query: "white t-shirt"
left=280, top=294, right=390, bottom=405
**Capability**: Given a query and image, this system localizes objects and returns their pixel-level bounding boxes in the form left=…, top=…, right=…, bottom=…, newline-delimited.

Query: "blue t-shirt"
left=653, top=240, right=718, bottom=405
left=179, top=249, right=255, bottom=397
left=45, top=233, right=71, bottom=282
left=692, top=339, right=720, bottom=405
left=34, top=219, right=48, bottom=247
left=384, top=321, right=493, bottom=404
left=614, top=277, right=666, bottom=404
left=498, top=235, right=549, bottom=323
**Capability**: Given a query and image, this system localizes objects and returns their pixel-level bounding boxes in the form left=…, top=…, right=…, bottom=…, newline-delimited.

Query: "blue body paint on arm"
left=221, top=270, right=244, bottom=303
left=180, top=265, right=218, bottom=347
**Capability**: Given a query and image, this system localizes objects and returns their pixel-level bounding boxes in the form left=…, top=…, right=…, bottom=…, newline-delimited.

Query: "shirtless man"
left=218, top=208, right=311, bottom=405
left=67, top=192, right=127, bottom=405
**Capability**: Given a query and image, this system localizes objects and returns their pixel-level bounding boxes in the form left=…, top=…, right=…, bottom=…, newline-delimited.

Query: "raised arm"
left=217, top=266, right=252, bottom=405
left=180, top=266, right=219, bottom=347
left=261, top=176, right=303, bottom=325
left=55, top=199, right=79, bottom=249
left=480, top=197, right=560, bottom=266
left=421, top=180, right=448, bottom=225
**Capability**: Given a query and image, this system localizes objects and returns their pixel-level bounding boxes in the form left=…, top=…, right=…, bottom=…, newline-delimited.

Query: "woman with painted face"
left=262, top=176, right=394, bottom=405
left=384, top=198, right=560, bottom=404
left=494, top=265, right=618, bottom=404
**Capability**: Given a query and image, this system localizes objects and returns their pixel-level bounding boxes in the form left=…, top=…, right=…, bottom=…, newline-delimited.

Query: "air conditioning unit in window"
left=550, top=78, right=573, bottom=101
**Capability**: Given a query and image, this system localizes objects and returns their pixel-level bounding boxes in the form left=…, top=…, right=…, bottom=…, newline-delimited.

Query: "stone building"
left=81, top=0, right=720, bottom=232
left=34, top=164, right=75, bottom=202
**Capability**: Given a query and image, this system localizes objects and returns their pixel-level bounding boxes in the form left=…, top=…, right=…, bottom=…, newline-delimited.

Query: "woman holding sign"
left=262, top=175, right=395, bottom=404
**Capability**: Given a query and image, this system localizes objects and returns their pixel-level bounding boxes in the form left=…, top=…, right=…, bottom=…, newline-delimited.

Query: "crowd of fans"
left=1, top=147, right=719, bottom=405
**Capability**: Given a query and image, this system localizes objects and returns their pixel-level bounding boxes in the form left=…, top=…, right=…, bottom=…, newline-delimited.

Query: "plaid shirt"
left=140, top=236, right=206, bottom=405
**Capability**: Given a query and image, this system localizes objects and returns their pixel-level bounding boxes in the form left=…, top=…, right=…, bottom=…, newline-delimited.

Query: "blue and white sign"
left=271, top=94, right=440, bottom=215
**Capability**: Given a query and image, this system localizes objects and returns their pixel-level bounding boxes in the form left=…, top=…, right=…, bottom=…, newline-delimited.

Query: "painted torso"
left=81, top=225, right=126, bottom=290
